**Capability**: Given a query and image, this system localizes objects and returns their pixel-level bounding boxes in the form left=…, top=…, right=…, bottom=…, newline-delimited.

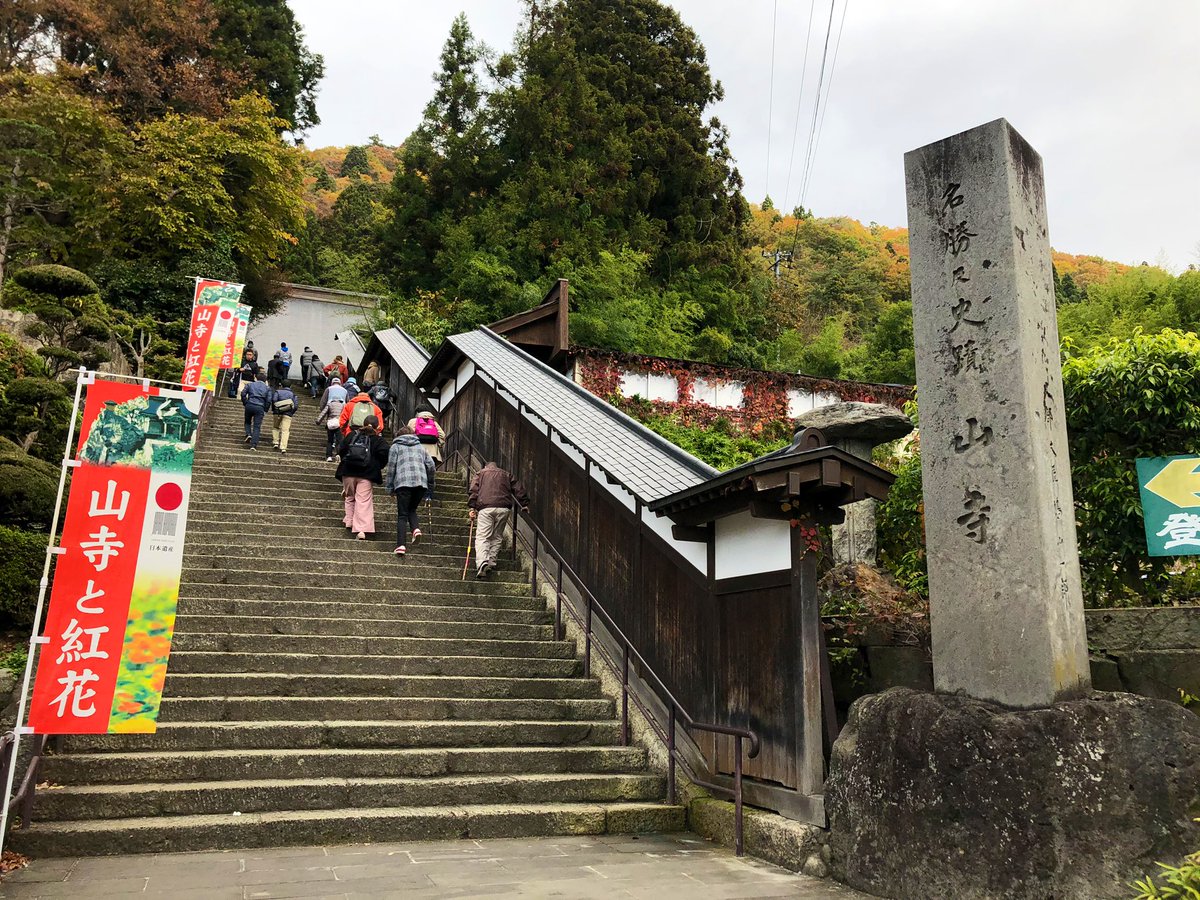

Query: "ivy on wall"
left=573, top=347, right=913, bottom=437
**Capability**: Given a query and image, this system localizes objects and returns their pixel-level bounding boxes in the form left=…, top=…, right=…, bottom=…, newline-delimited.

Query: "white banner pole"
left=0, top=367, right=89, bottom=855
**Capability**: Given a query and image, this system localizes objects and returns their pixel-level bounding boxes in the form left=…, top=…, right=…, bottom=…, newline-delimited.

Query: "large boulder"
left=827, top=687, right=1200, bottom=899
left=793, top=401, right=914, bottom=448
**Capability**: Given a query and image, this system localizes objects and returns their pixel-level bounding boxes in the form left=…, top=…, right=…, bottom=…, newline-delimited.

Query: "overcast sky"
left=291, top=0, right=1200, bottom=270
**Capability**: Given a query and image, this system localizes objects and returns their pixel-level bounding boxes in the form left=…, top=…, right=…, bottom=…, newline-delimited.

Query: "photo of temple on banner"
left=78, top=395, right=199, bottom=471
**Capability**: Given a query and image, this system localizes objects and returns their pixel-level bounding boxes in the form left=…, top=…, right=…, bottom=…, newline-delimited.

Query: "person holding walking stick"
left=467, top=461, right=529, bottom=579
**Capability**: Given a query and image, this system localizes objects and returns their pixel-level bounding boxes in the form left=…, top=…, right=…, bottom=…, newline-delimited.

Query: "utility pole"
left=762, top=248, right=793, bottom=281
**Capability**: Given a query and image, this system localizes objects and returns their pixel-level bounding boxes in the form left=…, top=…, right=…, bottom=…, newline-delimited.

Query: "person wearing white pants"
left=468, top=462, right=529, bottom=578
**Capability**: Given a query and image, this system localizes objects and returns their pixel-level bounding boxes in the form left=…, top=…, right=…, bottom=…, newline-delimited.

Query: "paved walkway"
left=0, top=833, right=870, bottom=899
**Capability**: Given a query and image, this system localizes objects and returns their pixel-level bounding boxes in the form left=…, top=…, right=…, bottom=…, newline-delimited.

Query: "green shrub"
left=0, top=526, right=46, bottom=628
left=0, top=451, right=58, bottom=530
left=877, top=445, right=928, bottom=597
left=1063, top=329, right=1200, bottom=605
left=10, top=263, right=99, bottom=299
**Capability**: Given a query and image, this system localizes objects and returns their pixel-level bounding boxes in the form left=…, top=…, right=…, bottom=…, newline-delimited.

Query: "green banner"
left=1136, top=455, right=1200, bottom=556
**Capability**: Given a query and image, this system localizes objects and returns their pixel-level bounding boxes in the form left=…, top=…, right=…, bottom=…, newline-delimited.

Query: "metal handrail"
left=0, top=731, right=56, bottom=832
left=448, top=430, right=761, bottom=855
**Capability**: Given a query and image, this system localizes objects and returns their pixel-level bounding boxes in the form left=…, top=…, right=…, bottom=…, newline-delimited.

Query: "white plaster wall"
left=692, top=376, right=744, bottom=408
left=786, top=389, right=841, bottom=418
left=247, top=297, right=370, bottom=381
left=642, top=507, right=707, bottom=573
left=713, top=509, right=791, bottom=579
left=618, top=370, right=678, bottom=402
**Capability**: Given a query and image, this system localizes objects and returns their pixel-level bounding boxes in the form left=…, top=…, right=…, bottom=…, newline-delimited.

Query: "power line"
left=780, top=0, right=817, bottom=215
left=793, top=0, right=837, bottom=218
left=764, top=0, right=778, bottom=202
left=800, top=0, right=849, bottom=208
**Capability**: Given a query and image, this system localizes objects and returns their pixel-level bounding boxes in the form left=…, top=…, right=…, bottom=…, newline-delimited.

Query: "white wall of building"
left=247, top=296, right=371, bottom=381
left=713, top=509, right=791, bottom=579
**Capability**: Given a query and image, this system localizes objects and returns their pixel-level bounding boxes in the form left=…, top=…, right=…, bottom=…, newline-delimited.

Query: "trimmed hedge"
left=0, top=526, right=46, bottom=628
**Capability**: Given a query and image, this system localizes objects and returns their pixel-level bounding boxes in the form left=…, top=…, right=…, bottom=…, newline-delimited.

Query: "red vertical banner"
left=181, top=278, right=243, bottom=391
left=29, top=378, right=199, bottom=734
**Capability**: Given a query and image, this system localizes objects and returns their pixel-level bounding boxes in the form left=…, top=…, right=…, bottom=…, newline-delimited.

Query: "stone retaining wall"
left=830, top=605, right=1200, bottom=706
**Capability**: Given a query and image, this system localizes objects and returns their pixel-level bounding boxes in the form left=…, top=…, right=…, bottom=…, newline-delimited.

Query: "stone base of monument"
left=826, top=687, right=1200, bottom=899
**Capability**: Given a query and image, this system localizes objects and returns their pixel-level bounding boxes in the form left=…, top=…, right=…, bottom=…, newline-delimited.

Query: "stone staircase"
left=15, top=398, right=683, bottom=856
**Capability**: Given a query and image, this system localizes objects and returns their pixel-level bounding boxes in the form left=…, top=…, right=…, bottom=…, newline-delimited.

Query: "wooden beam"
left=671, top=523, right=710, bottom=543
left=793, top=522, right=825, bottom=796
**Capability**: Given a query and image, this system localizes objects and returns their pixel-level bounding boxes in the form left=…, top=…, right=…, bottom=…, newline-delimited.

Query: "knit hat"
left=331, top=377, right=342, bottom=385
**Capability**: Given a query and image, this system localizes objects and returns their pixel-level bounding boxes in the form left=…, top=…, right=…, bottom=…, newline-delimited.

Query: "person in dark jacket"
left=266, top=351, right=286, bottom=386
left=299, top=346, right=315, bottom=386
left=336, top=415, right=389, bottom=540
left=468, top=462, right=529, bottom=578
left=269, top=383, right=299, bottom=454
left=308, top=353, right=326, bottom=398
left=384, top=427, right=436, bottom=557
left=241, top=373, right=272, bottom=450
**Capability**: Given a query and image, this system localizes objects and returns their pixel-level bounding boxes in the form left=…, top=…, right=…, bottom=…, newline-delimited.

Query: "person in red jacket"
left=324, top=355, right=349, bottom=384
left=338, top=388, right=383, bottom=436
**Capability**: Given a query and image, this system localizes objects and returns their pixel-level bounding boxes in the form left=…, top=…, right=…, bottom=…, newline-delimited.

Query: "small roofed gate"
left=426, top=331, right=893, bottom=824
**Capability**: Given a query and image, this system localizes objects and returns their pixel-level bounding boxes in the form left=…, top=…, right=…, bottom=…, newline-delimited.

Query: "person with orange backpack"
left=339, top=386, right=383, bottom=437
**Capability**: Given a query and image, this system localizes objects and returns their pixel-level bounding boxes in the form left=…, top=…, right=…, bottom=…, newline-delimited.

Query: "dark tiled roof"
left=446, top=329, right=716, bottom=502
left=374, top=327, right=430, bottom=383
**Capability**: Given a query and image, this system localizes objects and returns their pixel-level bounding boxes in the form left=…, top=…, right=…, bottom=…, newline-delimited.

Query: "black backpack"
left=344, top=432, right=372, bottom=467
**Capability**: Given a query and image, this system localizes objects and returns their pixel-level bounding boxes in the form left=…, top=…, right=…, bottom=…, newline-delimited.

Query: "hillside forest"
left=0, top=0, right=1197, bottom=619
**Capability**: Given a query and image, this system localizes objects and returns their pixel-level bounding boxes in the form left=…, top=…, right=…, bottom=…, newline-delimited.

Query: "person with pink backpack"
left=407, top=406, right=445, bottom=464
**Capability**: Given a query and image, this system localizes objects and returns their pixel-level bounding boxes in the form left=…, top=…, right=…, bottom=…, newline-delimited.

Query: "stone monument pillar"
left=904, top=118, right=1090, bottom=708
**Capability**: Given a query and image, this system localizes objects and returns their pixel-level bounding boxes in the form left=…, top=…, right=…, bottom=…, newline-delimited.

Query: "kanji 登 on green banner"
left=1136, top=454, right=1200, bottom=557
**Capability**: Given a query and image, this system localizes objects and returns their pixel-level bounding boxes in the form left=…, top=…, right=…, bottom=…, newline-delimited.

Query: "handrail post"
left=531, top=536, right=539, bottom=599
left=511, top=503, right=518, bottom=560
left=667, top=705, right=677, bottom=805
left=584, top=594, right=592, bottom=677
left=555, top=567, right=563, bottom=641
left=621, top=646, right=630, bottom=746
left=734, top=735, right=745, bottom=857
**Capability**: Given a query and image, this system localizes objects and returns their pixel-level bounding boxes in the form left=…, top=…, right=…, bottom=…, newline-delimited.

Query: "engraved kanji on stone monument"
left=905, top=119, right=1091, bottom=708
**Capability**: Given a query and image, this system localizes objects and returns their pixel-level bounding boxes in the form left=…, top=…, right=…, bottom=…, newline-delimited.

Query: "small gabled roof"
left=419, top=328, right=716, bottom=503
left=362, top=326, right=431, bottom=384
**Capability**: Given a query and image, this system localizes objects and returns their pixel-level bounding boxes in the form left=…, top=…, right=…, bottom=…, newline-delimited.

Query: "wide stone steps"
left=172, top=613, right=553, bottom=641
left=158, top=695, right=613, bottom=723
left=13, top=802, right=686, bottom=857
left=167, top=651, right=582, bottom=678
left=33, top=772, right=666, bottom=822
left=163, top=673, right=602, bottom=700
left=43, top=746, right=648, bottom=785
left=66, top=720, right=623, bottom=753
left=11, top=399, right=680, bottom=857
left=171, top=633, right=576, bottom=659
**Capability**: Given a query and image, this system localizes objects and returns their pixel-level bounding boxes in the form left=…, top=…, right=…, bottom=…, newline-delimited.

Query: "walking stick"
left=461, top=517, right=474, bottom=581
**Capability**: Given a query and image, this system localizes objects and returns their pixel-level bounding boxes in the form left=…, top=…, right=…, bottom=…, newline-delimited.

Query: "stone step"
left=184, top=522, right=475, bottom=548
left=66, top=720, right=621, bottom=753
left=177, top=577, right=526, bottom=603
left=167, top=651, right=582, bottom=679
left=157, top=696, right=614, bottom=723
left=178, top=556, right=525, bottom=585
left=163, top=673, right=602, bottom=701
left=185, top=500, right=474, bottom=529
left=181, top=548, right=521, bottom=574
left=176, top=599, right=548, bottom=629
left=187, top=530, right=500, bottom=563
left=173, top=614, right=553, bottom=641
left=44, top=745, right=646, bottom=786
left=11, top=801, right=686, bottom=857
left=186, top=510, right=473, bottom=532
left=189, top=471, right=468, bottom=495
left=33, top=772, right=666, bottom=822
left=177, top=570, right=522, bottom=597
left=176, top=600, right=546, bottom=629
left=171, top=632, right=575, bottom=659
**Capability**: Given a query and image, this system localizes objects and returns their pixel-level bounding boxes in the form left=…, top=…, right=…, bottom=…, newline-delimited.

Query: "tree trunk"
left=0, top=154, right=22, bottom=290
